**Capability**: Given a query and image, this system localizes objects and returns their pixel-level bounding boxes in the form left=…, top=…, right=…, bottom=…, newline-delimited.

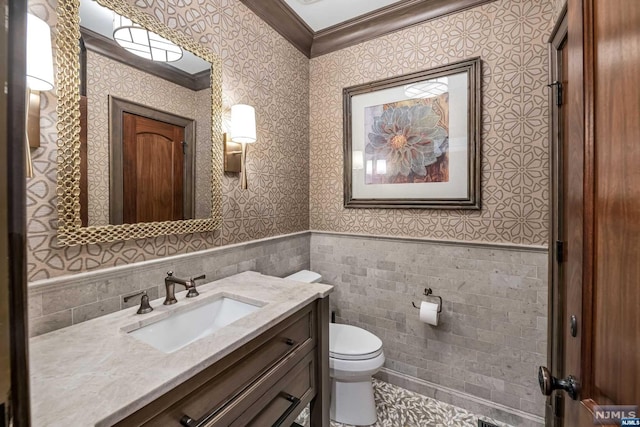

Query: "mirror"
left=56, top=0, right=222, bottom=246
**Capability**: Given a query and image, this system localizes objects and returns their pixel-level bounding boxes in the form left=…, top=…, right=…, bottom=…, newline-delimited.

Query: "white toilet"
left=285, top=270, right=385, bottom=426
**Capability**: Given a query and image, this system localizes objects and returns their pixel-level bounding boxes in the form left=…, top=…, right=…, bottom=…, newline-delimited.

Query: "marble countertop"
left=29, top=271, right=333, bottom=427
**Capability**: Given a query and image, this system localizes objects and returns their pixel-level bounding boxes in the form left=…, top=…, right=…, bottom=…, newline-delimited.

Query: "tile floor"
left=296, top=379, right=511, bottom=427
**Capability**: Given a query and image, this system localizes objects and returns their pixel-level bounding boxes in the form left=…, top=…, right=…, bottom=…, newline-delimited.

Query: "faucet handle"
left=186, top=274, right=206, bottom=298
left=123, top=290, right=154, bottom=315
left=166, top=271, right=174, bottom=277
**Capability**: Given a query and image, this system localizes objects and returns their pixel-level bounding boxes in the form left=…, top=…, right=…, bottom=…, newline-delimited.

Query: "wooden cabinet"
left=114, top=297, right=329, bottom=427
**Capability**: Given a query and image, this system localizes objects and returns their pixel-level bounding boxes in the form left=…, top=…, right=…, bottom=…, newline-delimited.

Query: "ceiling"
left=79, top=0, right=209, bottom=74
left=240, top=0, right=496, bottom=58
left=282, top=0, right=403, bottom=31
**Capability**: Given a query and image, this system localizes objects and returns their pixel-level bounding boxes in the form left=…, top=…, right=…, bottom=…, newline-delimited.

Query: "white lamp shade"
left=27, top=14, right=54, bottom=91
left=230, top=104, right=257, bottom=144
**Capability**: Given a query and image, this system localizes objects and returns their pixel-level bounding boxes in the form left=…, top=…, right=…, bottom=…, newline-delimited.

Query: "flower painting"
left=364, top=95, right=449, bottom=185
left=344, top=58, right=481, bottom=209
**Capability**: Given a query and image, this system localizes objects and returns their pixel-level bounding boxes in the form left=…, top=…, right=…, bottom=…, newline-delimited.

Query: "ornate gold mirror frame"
left=56, top=0, right=222, bottom=246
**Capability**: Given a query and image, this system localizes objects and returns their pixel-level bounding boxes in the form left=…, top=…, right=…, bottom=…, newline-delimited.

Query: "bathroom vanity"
left=29, top=272, right=332, bottom=426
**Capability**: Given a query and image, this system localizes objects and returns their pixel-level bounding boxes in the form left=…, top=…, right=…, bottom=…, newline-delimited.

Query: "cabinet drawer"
left=118, top=304, right=315, bottom=427
left=194, top=345, right=315, bottom=426
left=240, top=355, right=315, bottom=427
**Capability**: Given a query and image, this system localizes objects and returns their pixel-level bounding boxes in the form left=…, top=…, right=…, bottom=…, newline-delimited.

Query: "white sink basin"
left=128, top=296, right=261, bottom=353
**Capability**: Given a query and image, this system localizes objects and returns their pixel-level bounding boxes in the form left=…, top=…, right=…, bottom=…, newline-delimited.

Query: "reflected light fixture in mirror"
left=26, top=13, right=55, bottom=178
left=404, top=77, right=448, bottom=99
left=112, top=14, right=183, bottom=62
left=229, top=104, right=256, bottom=190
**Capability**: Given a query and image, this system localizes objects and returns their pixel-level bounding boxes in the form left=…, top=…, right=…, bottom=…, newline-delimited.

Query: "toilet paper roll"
left=419, top=301, right=439, bottom=326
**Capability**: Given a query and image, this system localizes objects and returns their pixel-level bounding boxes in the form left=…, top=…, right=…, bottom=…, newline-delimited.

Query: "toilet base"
left=330, top=378, right=377, bottom=426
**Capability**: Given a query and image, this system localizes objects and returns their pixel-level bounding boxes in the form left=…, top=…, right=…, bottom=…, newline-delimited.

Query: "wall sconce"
left=224, top=104, right=256, bottom=189
left=26, top=13, right=55, bottom=178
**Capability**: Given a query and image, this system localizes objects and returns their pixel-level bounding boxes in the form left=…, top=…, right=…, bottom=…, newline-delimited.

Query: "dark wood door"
left=3, top=0, right=31, bottom=424
left=546, top=0, right=640, bottom=425
left=122, top=113, right=185, bottom=223
left=547, top=8, right=568, bottom=425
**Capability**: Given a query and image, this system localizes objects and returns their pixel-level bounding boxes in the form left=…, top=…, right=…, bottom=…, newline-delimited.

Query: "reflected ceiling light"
left=404, top=77, right=448, bottom=99
left=112, top=14, right=182, bottom=62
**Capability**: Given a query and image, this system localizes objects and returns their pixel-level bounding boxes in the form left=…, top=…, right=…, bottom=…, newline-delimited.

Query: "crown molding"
left=240, top=0, right=497, bottom=58
left=80, top=27, right=211, bottom=91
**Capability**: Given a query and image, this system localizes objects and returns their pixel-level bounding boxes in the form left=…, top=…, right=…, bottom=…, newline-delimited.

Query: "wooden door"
left=547, top=8, right=568, bottom=425
left=122, top=113, right=185, bottom=223
left=3, top=0, right=31, bottom=424
left=542, top=0, right=640, bottom=425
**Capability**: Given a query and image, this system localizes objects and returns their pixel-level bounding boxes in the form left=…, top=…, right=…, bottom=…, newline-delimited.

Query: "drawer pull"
left=285, top=338, right=296, bottom=346
left=180, top=416, right=196, bottom=427
left=271, top=392, right=301, bottom=427
left=179, top=401, right=225, bottom=427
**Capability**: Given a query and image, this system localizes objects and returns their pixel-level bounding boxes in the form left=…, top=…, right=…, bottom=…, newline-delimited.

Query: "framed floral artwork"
left=343, top=57, right=481, bottom=209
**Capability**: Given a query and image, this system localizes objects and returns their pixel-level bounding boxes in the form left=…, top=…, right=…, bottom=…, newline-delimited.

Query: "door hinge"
left=556, top=240, right=565, bottom=263
left=181, top=141, right=187, bottom=154
left=548, top=81, right=563, bottom=106
left=554, top=393, right=564, bottom=418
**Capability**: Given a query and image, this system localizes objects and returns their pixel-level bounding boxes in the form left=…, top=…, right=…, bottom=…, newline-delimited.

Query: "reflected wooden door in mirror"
left=121, top=113, right=186, bottom=224
left=55, top=0, right=223, bottom=246
left=108, top=97, right=196, bottom=225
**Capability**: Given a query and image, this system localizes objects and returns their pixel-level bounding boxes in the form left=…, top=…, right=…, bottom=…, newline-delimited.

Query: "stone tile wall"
left=310, top=232, right=548, bottom=421
left=28, top=232, right=309, bottom=337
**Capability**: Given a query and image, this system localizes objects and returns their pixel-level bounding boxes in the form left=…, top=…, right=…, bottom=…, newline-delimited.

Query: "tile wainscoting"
left=28, top=232, right=310, bottom=337
left=310, top=231, right=548, bottom=425
left=28, top=230, right=548, bottom=425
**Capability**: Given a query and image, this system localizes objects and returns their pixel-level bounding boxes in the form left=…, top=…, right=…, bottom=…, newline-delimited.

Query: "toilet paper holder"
left=411, top=288, right=443, bottom=313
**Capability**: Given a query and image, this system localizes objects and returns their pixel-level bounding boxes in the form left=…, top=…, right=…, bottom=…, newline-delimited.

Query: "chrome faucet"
left=163, top=271, right=206, bottom=305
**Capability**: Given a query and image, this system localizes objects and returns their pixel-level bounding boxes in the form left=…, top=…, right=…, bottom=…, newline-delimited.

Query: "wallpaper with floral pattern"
left=26, top=0, right=558, bottom=282
left=309, top=0, right=554, bottom=246
left=27, top=0, right=310, bottom=281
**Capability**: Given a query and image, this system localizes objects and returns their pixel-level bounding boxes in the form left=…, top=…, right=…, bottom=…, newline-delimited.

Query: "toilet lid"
left=329, top=323, right=383, bottom=360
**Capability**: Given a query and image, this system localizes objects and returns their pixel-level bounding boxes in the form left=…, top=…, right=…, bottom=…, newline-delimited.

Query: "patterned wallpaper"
left=86, top=51, right=211, bottom=225
left=553, top=0, right=566, bottom=21
left=308, top=0, right=554, bottom=246
left=26, top=0, right=310, bottom=281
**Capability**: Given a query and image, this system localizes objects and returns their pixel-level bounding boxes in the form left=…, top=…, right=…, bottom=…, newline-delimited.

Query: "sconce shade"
left=230, top=104, right=257, bottom=144
left=113, top=14, right=183, bottom=62
left=27, top=14, right=54, bottom=91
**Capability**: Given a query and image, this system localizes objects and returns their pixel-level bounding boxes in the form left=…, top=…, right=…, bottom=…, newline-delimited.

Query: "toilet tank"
left=285, top=270, right=322, bottom=283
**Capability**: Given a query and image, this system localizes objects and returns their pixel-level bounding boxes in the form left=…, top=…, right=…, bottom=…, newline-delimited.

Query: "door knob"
left=538, top=366, right=580, bottom=400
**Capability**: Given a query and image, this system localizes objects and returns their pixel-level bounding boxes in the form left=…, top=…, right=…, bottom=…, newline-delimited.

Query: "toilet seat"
left=329, top=323, right=383, bottom=361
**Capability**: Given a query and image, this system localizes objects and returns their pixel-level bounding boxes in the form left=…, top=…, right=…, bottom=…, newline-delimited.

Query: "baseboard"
left=375, top=368, right=545, bottom=427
